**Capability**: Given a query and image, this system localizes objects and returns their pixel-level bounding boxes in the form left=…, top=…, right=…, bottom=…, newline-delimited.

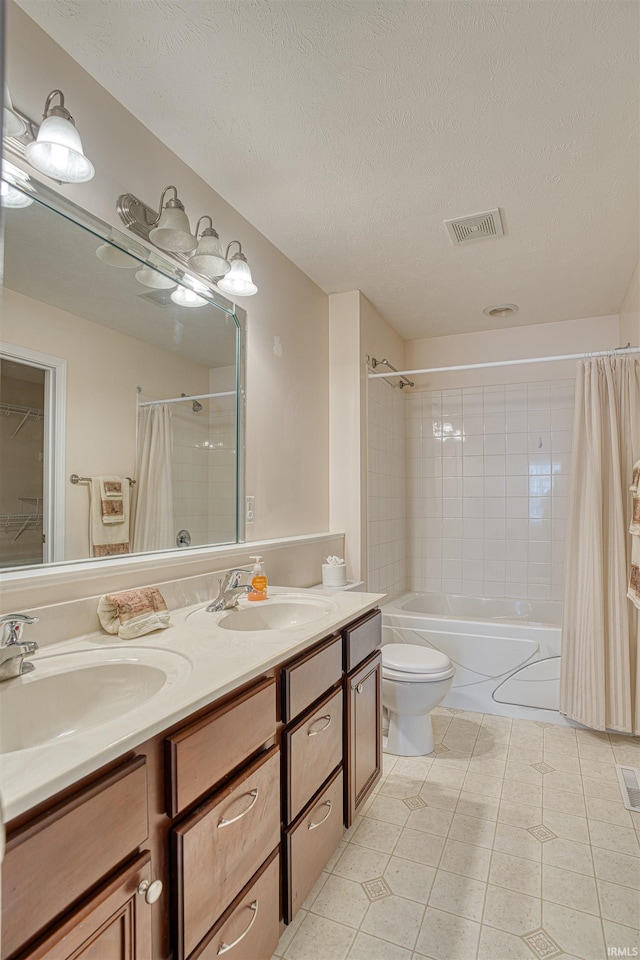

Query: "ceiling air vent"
left=444, top=208, right=504, bottom=245
left=137, top=288, right=175, bottom=308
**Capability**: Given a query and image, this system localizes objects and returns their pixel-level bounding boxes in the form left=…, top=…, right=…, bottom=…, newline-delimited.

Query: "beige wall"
left=5, top=0, right=329, bottom=545
left=619, top=261, right=640, bottom=348
left=404, top=314, right=620, bottom=391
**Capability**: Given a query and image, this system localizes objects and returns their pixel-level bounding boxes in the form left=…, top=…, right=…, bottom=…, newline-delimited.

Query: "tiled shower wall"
left=406, top=380, right=575, bottom=600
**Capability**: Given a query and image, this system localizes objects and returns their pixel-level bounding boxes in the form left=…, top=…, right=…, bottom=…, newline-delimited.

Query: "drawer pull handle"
left=218, top=789, right=259, bottom=828
left=137, top=879, right=163, bottom=904
left=307, top=714, right=332, bottom=737
left=355, top=682, right=364, bottom=694
left=308, top=799, right=333, bottom=830
left=217, top=900, right=258, bottom=955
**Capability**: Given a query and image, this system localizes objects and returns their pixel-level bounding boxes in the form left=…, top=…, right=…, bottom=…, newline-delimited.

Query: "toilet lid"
left=382, top=643, right=452, bottom=675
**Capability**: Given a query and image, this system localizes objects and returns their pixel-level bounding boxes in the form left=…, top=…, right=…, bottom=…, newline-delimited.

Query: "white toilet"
left=381, top=643, right=455, bottom=756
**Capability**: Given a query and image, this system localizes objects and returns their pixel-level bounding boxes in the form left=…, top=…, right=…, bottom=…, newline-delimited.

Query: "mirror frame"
left=0, top=167, right=247, bottom=579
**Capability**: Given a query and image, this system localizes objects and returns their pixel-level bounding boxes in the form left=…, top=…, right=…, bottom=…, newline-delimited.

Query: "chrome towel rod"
left=70, top=474, right=136, bottom=485
left=369, top=357, right=415, bottom=389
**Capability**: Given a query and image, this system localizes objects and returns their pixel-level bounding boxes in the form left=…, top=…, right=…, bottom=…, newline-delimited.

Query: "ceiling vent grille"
left=444, top=208, right=504, bottom=245
left=137, top=288, right=175, bottom=308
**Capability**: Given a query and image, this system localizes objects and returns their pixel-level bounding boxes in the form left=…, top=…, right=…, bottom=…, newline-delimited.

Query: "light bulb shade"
left=171, top=284, right=208, bottom=308
left=217, top=256, right=258, bottom=297
left=25, top=114, right=94, bottom=183
left=0, top=180, right=33, bottom=208
left=188, top=233, right=230, bottom=279
left=135, top=265, right=177, bottom=289
left=95, top=242, right=137, bottom=268
left=3, top=86, right=26, bottom=138
left=149, top=205, right=197, bottom=253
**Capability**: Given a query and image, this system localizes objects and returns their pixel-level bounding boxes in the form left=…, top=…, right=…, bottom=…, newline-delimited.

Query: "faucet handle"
left=0, top=613, right=39, bottom=645
left=227, top=568, right=252, bottom=588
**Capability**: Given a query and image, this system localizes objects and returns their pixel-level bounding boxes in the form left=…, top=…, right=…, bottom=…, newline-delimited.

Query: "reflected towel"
left=628, top=459, right=640, bottom=608
left=97, top=586, right=170, bottom=639
left=90, top=477, right=130, bottom=556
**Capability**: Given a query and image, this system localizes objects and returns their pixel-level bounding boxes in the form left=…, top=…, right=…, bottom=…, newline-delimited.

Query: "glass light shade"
left=3, top=86, right=26, bottom=138
left=188, top=234, right=230, bottom=279
left=95, top=243, right=137, bottom=268
left=217, top=257, right=258, bottom=297
left=0, top=180, right=33, bottom=208
left=149, top=206, right=197, bottom=253
left=135, top=265, right=177, bottom=289
left=171, top=284, right=208, bottom=308
left=25, top=115, right=95, bottom=183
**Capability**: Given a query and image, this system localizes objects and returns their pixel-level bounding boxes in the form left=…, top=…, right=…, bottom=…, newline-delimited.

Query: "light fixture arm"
left=152, top=185, right=182, bottom=225
left=195, top=215, right=216, bottom=238
left=42, top=89, right=74, bottom=124
left=225, top=240, right=244, bottom=260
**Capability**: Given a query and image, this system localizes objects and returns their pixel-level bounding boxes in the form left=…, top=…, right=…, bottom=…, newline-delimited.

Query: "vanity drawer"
left=284, top=768, right=344, bottom=923
left=165, top=676, right=276, bottom=817
left=2, top=756, right=148, bottom=960
left=189, top=850, right=280, bottom=960
left=172, top=746, right=281, bottom=960
left=280, top=633, right=342, bottom=722
left=343, top=608, right=381, bottom=672
left=283, top=687, right=343, bottom=824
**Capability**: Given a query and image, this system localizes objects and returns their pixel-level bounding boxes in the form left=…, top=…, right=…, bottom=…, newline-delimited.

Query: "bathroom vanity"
left=0, top=592, right=382, bottom=960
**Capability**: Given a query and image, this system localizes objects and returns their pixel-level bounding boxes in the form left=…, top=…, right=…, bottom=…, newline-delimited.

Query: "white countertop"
left=0, top=586, right=384, bottom=822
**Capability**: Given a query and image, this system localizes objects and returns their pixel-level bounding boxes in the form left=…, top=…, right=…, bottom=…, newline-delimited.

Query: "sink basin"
left=188, top=595, right=338, bottom=633
left=0, top=647, right=191, bottom=754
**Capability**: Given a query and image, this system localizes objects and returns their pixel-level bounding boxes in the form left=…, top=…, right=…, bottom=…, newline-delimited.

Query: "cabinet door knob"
left=137, top=879, right=163, bottom=904
left=355, top=682, right=364, bottom=694
left=217, top=901, right=258, bottom=955
left=307, top=714, right=332, bottom=737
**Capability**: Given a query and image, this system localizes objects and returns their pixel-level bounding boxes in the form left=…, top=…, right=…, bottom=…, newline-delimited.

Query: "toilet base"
left=386, top=710, right=434, bottom=756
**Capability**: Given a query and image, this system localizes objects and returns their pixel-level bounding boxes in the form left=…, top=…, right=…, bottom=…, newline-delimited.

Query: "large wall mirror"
left=0, top=171, right=245, bottom=571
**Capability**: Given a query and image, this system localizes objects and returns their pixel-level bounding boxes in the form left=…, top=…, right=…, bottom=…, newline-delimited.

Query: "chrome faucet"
left=0, top=613, right=39, bottom=681
left=206, top=569, right=253, bottom=612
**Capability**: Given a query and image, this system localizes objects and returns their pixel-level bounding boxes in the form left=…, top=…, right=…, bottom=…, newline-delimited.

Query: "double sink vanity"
left=0, top=585, right=384, bottom=960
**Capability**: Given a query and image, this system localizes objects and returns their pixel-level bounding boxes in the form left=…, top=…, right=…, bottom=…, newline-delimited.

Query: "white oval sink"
left=187, top=595, right=338, bottom=633
left=0, top=647, right=191, bottom=754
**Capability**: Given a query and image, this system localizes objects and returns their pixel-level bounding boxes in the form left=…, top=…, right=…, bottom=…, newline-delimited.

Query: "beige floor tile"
left=597, top=879, right=640, bottom=928
left=577, top=741, right=615, bottom=762
left=498, top=800, right=544, bottom=829
left=414, top=907, right=480, bottom=960
left=418, top=782, right=460, bottom=810
left=332, top=844, right=391, bottom=883
left=448, top=812, right=497, bottom=849
left=467, top=757, right=507, bottom=779
left=603, top=919, right=640, bottom=953
left=384, top=754, right=399, bottom=776
left=501, top=777, right=542, bottom=806
left=542, top=864, right=599, bottom=915
left=439, top=839, right=492, bottom=882
left=276, top=908, right=307, bottom=955
left=427, top=765, right=468, bottom=790
left=489, top=851, right=541, bottom=898
left=581, top=775, right=621, bottom=801
left=542, top=838, right=594, bottom=876
left=542, top=901, right=607, bottom=960
left=504, top=761, right=543, bottom=784
left=394, top=827, right=446, bottom=867
left=542, top=771, right=584, bottom=795
left=361, top=894, right=425, bottom=949
left=585, top=795, right=633, bottom=827
left=447, top=718, right=482, bottom=739
left=391, top=757, right=434, bottom=781
left=542, top=809, right=590, bottom=843
left=578, top=759, right=618, bottom=781
left=543, top=787, right=586, bottom=818
left=479, top=715, right=513, bottom=734
left=347, top=931, right=412, bottom=960
left=302, top=872, right=329, bottom=910
left=462, top=772, right=503, bottom=798
left=455, top=792, right=500, bottom=822
left=310, top=875, right=370, bottom=928
left=380, top=776, right=429, bottom=801
left=476, top=924, right=537, bottom=959
left=472, top=739, right=510, bottom=759
left=511, top=720, right=543, bottom=740
left=366, top=795, right=412, bottom=826
left=589, top=819, right=640, bottom=856
left=406, top=805, right=454, bottom=838
left=544, top=739, right=579, bottom=758
left=283, top=912, right=356, bottom=960
left=612, top=744, right=640, bottom=765
left=427, top=869, right=487, bottom=922
left=351, top=817, right=403, bottom=853
left=493, top=822, right=543, bottom=862
left=384, top=856, right=436, bottom=903
left=507, top=743, right=544, bottom=763
left=593, top=846, right=640, bottom=889
left=442, top=736, right=476, bottom=757
left=540, top=754, right=582, bottom=775
left=343, top=815, right=363, bottom=842
left=482, top=883, right=541, bottom=935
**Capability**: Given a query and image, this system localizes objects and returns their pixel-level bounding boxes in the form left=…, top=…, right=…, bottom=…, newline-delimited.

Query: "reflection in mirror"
left=0, top=174, right=244, bottom=571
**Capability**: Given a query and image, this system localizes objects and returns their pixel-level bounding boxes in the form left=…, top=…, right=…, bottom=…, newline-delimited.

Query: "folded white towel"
left=97, top=586, right=170, bottom=639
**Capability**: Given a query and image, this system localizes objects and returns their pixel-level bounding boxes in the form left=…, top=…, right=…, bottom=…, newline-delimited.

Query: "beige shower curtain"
left=132, top=403, right=174, bottom=552
left=561, top=356, right=640, bottom=734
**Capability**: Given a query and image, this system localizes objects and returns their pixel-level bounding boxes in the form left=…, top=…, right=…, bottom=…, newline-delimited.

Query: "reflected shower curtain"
left=561, top=357, right=640, bottom=734
left=133, top=404, right=174, bottom=552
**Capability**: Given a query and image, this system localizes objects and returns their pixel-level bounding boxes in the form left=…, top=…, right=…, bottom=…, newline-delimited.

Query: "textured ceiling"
left=14, top=0, right=640, bottom=340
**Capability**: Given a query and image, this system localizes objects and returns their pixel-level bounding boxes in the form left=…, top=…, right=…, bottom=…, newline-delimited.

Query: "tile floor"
left=273, top=707, right=640, bottom=960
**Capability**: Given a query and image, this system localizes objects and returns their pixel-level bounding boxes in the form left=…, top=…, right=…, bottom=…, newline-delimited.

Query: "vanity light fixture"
left=148, top=186, right=197, bottom=253
left=3, top=85, right=26, bottom=138
left=216, top=242, right=258, bottom=297
left=0, top=161, right=34, bottom=208
left=95, top=242, right=137, bottom=268
left=171, top=280, right=208, bottom=308
left=135, top=257, right=177, bottom=290
left=24, top=90, right=95, bottom=183
left=188, top=216, right=231, bottom=279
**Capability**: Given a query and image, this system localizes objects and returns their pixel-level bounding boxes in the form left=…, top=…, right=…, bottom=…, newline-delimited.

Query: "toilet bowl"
left=381, top=643, right=455, bottom=757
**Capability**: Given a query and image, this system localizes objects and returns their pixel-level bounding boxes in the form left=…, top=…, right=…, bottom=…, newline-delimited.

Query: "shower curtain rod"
left=366, top=346, right=640, bottom=380
left=138, top=390, right=235, bottom=407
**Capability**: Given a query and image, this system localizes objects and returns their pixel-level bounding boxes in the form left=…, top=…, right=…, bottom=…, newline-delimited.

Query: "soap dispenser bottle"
left=248, top=555, right=268, bottom=601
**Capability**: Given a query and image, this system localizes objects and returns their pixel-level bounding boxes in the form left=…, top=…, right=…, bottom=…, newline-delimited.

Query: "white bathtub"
left=382, top=592, right=566, bottom=722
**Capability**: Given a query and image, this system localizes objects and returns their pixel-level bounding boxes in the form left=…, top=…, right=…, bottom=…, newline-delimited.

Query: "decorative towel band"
left=97, top=586, right=170, bottom=639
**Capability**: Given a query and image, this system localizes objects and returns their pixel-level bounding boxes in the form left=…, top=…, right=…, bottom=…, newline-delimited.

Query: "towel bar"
left=70, top=474, right=136, bottom=485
